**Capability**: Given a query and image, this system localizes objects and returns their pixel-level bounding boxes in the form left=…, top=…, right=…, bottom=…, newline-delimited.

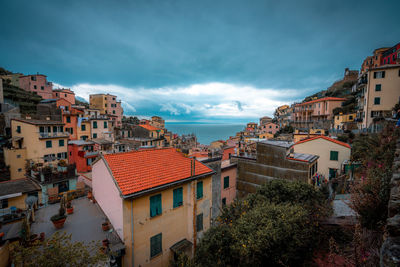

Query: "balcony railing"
left=84, top=151, right=99, bottom=158
left=39, top=132, right=69, bottom=139
left=31, top=164, right=77, bottom=184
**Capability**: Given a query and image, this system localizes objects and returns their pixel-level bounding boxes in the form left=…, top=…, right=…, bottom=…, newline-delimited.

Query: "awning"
left=170, top=239, right=193, bottom=253
left=10, top=136, right=23, bottom=141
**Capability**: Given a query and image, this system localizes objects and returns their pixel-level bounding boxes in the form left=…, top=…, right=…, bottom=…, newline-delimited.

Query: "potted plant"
left=102, top=220, right=110, bottom=231
left=50, top=196, right=67, bottom=229
left=87, top=191, right=93, bottom=200
left=57, top=160, right=68, bottom=173
left=66, top=194, right=74, bottom=214
left=102, top=239, right=109, bottom=247
left=66, top=201, right=74, bottom=214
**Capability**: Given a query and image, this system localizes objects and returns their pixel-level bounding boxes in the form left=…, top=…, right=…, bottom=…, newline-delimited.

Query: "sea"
left=165, top=123, right=245, bottom=145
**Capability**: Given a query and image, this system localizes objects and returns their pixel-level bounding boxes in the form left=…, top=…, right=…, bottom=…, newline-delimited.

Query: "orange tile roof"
left=139, top=124, right=161, bottom=131
left=294, top=135, right=351, bottom=149
left=295, top=97, right=346, bottom=106
left=103, top=148, right=214, bottom=196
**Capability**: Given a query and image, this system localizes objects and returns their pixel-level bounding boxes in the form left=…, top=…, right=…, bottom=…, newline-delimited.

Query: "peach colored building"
left=56, top=99, right=83, bottom=140
left=360, top=47, right=389, bottom=74
left=92, top=148, right=214, bottom=267
left=19, top=74, right=53, bottom=99
left=292, top=97, right=345, bottom=129
left=89, top=93, right=123, bottom=128
left=52, top=88, right=75, bottom=104
left=221, top=160, right=237, bottom=206
left=260, top=122, right=280, bottom=135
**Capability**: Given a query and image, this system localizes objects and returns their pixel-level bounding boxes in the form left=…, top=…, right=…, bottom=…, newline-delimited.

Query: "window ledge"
left=150, top=213, right=162, bottom=220
left=150, top=252, right=163, bottom=260
left=173, top=204, right=183, bottom=210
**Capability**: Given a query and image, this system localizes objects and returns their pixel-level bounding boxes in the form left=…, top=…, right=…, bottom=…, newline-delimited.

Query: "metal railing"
left=39, top=132, right=69, bottom=138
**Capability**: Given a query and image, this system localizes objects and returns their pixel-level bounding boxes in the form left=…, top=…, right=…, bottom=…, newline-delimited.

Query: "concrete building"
left=0, top=73, right=22, bottom=87
left=259, top=116, right=272, bottom=126
left=68, top=140, right=99, bottom=173
left=221, top=159, right=237, bottom=206
left=92, top=148, right=214, bottom=267
left=361, top=65, right=400, bottom=128
left=4, top=119, right=69, bottom=179
left=291, top=97, right=345, bottom=130
left=360, top=47, right=389, bottom=73
left=52, top=88, right=75, bottom=104
left=234, top=140, right=318, bottom=198
left=19, top=74, right=53, bottom=99
left=273, top=105, right=292, bottom=127
left=89, top=93, right=123, bottom=128
left=333, top=113, right=356, bottom=131
left=380, top=42, right=400, bottom=66
left=151, top=116, right=165, bottom=129
left=259, top=122, right=280, bottom=135
left=293, top=136, right=351, bottom=179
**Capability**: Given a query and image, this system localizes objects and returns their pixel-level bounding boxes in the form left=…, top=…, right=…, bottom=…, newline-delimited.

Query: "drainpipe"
left=131, top=199, right=134, bottom=267
left=192, top=159, right=197, bottom=252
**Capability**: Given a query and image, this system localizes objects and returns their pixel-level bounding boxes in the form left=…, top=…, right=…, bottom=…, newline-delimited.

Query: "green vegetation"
left=2, top=82, right=42, bottom=114
left=10, top=232, right=107, bottom=266
left=174, top=180, right=331, bottom=267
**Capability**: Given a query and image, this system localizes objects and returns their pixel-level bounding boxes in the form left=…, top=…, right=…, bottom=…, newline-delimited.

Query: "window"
left=196, top=181, right=203, bottom=199
left=59, top=140, right=64, bottom=147
left=104, top=121, right=108, bottom=128
left=93, top=121, right=97, bottom=129
left=150, top=233, right=162, bottom=258
left=113, top=110, right=115, bottom=114
left=173, top=187, right=183, bottom=208
left=349, top=115, right=353, bottom=120
left=53, top=126, right=58, bottom=132
left=33, top=85, right=37, bottom=89
left=0, top=199, right=8, bottom=209
left=65, top=94, right=67, bottom=97
left=18, top=168, right=22, bottom=172
left=16, top=125, right=21, bottom=133
left=223, top=176, right=229, bottom=189
left=41, top=86, right=44, bottom=90
left=330, top=151, right=338, bottom=161
left=196, top=213, right=203, bottom=232
left=374, top=97, right=381, bottom=105
left=16, top=154, right=21, bottom=158
left=31, top=76, right=36, bottom=81
left=46, top=140, right=52, bottom=148
left=81, top=124, right=86, bottom=131
left=87, top=158, right=93, bottom=166
left=373, top=71, right=385, bottom=79
left=93, top=133, right=97, bottom=138
left=222, top=198, right=226, bottom=206
left=375, top=84, right=381, bottom=91
left=150, top=194, right=162, bottom=217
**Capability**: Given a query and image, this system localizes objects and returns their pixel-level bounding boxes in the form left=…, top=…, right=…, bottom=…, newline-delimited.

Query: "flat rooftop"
left=31, top=197, right=120, bottom=245
left=259, top=140, right=294, bottom=148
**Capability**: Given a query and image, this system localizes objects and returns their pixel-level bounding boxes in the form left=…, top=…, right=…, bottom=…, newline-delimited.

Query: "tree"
left=10, top=231, right=107, bottom=266
left=190, top=180, right=331, bottom=267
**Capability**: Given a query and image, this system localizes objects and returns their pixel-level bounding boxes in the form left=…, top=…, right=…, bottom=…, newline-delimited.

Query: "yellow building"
left=293, top=136, right=351, bottom=179
left=258, top=133, right=273, bottom=139
left=0, top=178, right=41, bottom=211
left=4, top=119, right=69, bottom=179
left=76, top=119, right=91, bottom=140
left=362, top=65, right=400, bottom=128
left=92, top=148, right=214, bottom=266
left=333, top=113, right=356, bottom=130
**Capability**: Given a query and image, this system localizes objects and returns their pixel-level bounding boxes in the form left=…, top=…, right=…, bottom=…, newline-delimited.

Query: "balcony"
left=39, top=132, right=69, bottom=139
left=30, top=164, right=77, bottom=185
left=84, top=151, right=99, bottom=158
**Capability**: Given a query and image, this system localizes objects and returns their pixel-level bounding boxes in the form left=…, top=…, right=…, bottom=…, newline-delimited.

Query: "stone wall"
left=380, top=137, right=400, bottom=266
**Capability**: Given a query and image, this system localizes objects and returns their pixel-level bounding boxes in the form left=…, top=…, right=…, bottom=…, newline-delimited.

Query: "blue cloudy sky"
left=1, top=0, right=399, bottom=123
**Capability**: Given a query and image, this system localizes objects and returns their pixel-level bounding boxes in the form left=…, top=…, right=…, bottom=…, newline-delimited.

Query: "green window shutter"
left=196, top=213, right=203, bottom=232
left=93, top=121, right=97, bottom=129
left=104, top=121, right=107, bottom=128
left=66, top=117, right=71, bottom=123
left=81, top=124, right=86, bottom=131
left=150, top=194, right=162, bottom=217
left=53, top=126, right=58, bottom=132
left=375, top=84, right=381, bottom=91
left=16, top=126, right=21, bottom=133
left=223, top=176, right=229, bottom=189
left=150, top=233, right=162, bottom=258
left=374, top=97, right=380, bottom=105
left=39, top=126, right=44, bottom=133
left=93, top=133, right=97, bottom=139
left=173, top=187, right=183, bottom=208
left=196, top=181, right=203, bottom=199
left=222, top=198, right=226, bottom=206
left=59, top=140, right=64, bottom=147
left=46, top=141, right=52, bottom=148
left=330, top=151, right=338, bottom=161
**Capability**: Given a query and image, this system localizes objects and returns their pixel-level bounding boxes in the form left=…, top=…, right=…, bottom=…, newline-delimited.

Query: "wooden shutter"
left=150, top=233, right=162, bottom=257
left=196, top=213, right=203, bottom=232
left=150, top=194, right=161, bottom=217
left=197, top=181, right=203, bottom=199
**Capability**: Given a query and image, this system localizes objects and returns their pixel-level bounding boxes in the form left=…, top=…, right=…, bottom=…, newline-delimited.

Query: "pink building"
left=221, top=160, right=237, bottom=206
left=260, top=122, right=280, bottom=135
left=292, top=97, right=345, bottom=129
left=53, top=88, right=75, bottom=104
left=19, top=74, right=53, bottom=99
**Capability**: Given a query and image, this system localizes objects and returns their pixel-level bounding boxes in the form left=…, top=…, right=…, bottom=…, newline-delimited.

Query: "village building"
left=291, top=97, right=346, bottom=130
left=233, top=140, right=319, bottom=198
left=89, top=93, right=123, bottom=128
left=19, top=74, right=53, bottom=99
left=68, top=140, right=99, bottom=173
left=150, top=116, right=165, bottom=129
left=92, top=148, right=214, bottom=266
left=259, top=122, right=280, bottom=135
left=292, top=136, right=351, bottom=180
left=333, top=113, right=356, bottom=131
left=259, top=116, right=272, bottom=126
left=273, top=105, right=292, bottom=127
left=52, top=88, right=75, bottom=104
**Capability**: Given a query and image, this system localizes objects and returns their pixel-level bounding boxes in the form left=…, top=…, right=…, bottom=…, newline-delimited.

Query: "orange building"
left=56, top=99, right=83, bottom=140
left=68, top=140, right=99, bottom=173
left=52, top=88, right=75, bottom=104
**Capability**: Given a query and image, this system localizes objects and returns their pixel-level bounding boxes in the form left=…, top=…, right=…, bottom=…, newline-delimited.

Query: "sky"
left=1, top=0, right=399, bottom=123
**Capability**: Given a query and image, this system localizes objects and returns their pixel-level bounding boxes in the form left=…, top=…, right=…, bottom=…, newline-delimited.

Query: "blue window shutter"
left=150, top=194, right=162, bottom=217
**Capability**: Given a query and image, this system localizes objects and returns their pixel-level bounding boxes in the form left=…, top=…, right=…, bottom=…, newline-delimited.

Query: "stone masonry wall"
left=380, top=137, right=400, bottom=266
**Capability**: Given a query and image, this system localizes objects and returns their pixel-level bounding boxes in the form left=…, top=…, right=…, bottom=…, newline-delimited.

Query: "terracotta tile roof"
left=139, top=124, right=161, bottom=131
left=103, top=148, right=214, bottom=196
left=295, top=97, right=346, bottom=106
left=294, top=135, right=351, bottom=149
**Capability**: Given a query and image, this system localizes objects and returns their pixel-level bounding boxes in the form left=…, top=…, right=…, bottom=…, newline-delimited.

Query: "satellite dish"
left=25, top=196, right=38, bottom=208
